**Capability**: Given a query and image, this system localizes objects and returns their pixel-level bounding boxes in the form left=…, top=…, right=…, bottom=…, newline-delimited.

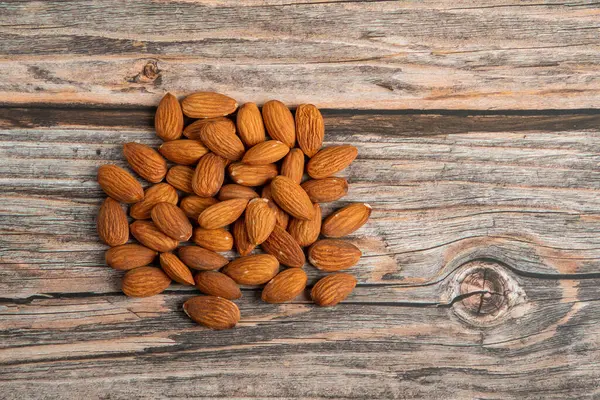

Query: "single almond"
left=270, top=175, right=315, bottom=220
left=236, top=102, right=266, bottom=147
left=262, top=100, right=295, bottom=147
left=301, top=177, right=348, bottom=203
left=195, top=271, right=242, bottom=300
left=306, top=145, right=358, bottom=179
left=199, top=119, right=245, bottom=161
left=151, top=202, right=193, bottom=241
left=261, top=225, right=305, bottom=268
left=130, top=220, right=179, bottom=252
left=223, top=254, right=279, bottom=285
left=183, top=296, right=240, bottom=330
left=287, top=203, right=321, bottom=247
left=166, top=165, right=195, bottom=194
left=178, top=245, right=229, bottom=271
left=97, top=197, right=129, bottom=246
left=308, top=239, right=361, bottom=271
left=105, top=244, right=157, bottom=271
left=245, top=198, right=277, bottom=245
left=262, top=184, right=289, bottom=229
left=242, top=140, right=290, bottom=165
left=123, top=142, right=168, bottom=183
left=192, top=227, right=234, bottom=252
left=181, top=92, right=238, bottom=119
left=180, top=196, right=218, bottom=220
left=158, top=139, right=209, bottom=165
left=159, top=252, right=195, bottom=285
left=155, top=92, right=183, bottom=141
left=198, top=198, right=248, bottom=229
left=232, top=217, right=255, bottom=256
left=311, top=273, right=357, bottom=306
left=97, top=164, right=144, bottom=204
left=183, top=117, right=229, bottom=140
left=130, top=183, right=178, bottom=220
left=261, top=268, right=307, bottom=304
left=218, top=184, right=259, bottom=201
left=228, top=162, right=278, bottom=187
left=192, top=153, right=226, bottom=197
left=321, top=203, right=371, bottom=238
left=295, top=104, right=324, bottom=157
left=280, top=148, right=305, bottom=184
left=122, top=266, right=171, bottom=297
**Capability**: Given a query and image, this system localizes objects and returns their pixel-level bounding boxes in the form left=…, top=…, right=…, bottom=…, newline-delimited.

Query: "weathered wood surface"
left=1, top=0, right=600, bottom=109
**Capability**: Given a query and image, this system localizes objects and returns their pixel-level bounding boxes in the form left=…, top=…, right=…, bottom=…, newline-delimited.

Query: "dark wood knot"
left=128, top=60, right=161, bottom=84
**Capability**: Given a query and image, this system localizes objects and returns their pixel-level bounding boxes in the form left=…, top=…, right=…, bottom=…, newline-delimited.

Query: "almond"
left=192, top=228, right=233, bottom=252
left=261, top=268, right=307, bottom=304
left=261, top=225, right=305, bottom=268
left=242, top=140, right=289, bottom=165
left=151, top=202, right=193, bottom=241
left=306, top=145, right=358, bottom=179
left=155, top=92, right=183, bottom=141
left=105, top=244, right=157, bottom=271
left=123, top=142, right=168, bottom=183
left=198, top=198, right=248, bottom=229
left=301, top=177, right=348, bottom=203
left=192, top=153, right=226, bottom=197
left=270, top=175, right=314, bottom=220
left=245, top=198, right=277, bottom=245
left=159, top=252, right=195, bottom=285
left=295, top=104, right=324, bottom=157
left=183, top=296, right=240, bottom=330
left=182, top=92, right=238, bottom=119
left=236, top=102, right=266, bottom=147
left=122, top=266, right=171, bottom=297
left=262, top=100, right=295, bottom=147
left=321, top=203, right=371, bottom=238
left=130, top=220, right=179, bottom=252
left=166, top=165, right=195, bottom=194
left=218, top=184, right=259, bottom=201
left=195, top=271, right=242, bottom=300
left=223, top=254, right=279, bottom=285
left=228, top=162, right=278, bottom=187
left=308, top=239, right=361, bottom=271
left=179, top=245, right=228, bottom=271
left=183, top=117, right=229, bottom=140
left=287, top=203, right=321, bottom=247
left=130, top=183, right=178, bottom=220
left=97, top=164, right=144, bottom=204
left=180, top=196, right=219, bottom=220
left=262, top=183, right=289, bottom=229
left=311, top=273, right=357, bottom=306
left=158, top=139, right=209, bottom=165
left=198, top=119, right=245, bottom=161
left=97, top=197, right=129, bottom=246
left=232, top=218, right=255, bottom=256
left=280, top=148, right=305, bottom=184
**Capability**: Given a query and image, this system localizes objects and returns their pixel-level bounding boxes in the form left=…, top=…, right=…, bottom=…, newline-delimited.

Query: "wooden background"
left=1, top=1, right=600, bottom=399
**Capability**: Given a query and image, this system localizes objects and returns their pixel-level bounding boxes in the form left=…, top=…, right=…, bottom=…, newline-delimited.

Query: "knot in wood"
left=459, top=267, right=506, bottom=315
left=142, top=61, right=160, bottom=81
left=128, top=60, right=161, bottom=84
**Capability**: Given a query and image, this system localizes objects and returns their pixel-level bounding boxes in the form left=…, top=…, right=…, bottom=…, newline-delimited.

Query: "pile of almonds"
left=97, top=92, right=370, bottom=330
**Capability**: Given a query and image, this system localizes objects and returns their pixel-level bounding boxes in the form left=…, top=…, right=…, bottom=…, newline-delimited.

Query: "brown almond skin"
left=130, top=220, right=179, bottom=252
left=262, top=100, right=295, bottom=147
left=192, top=228, right=234, bottom=252
left=236, top=102, right=265, bottom=147
left=198, top=198, right=248, bottom=229
left=195, top=271, right=242, bottom=300
left=181, top=92, right=238, bottom=119
left=97, top=197, right=129, bottom=246
left=280, top=148, right=305, bottom=184
left=105, top=244, right=157, bottom=271
left=97, top=164, right=144, bottom=204
left=232, top=218, right=255, bottom=256
left=311, top=273, right=357, bottom=307
left=159, top=253, right=195, bottom=285
left=295, top=104, right=324, bottom=157
left=158, top=139, right=209, bottom=165
left=130, top=183, right=178, bottom=220
left=262, top=184, right=289, bottom=229
left=166, top=165, right=195, bottom=194
left=270, top=175, right=315, bottom=221
left=261, top=268, right=307, bottom=304
left=287, top=203, right=321, bottom=247
left=223, top=254, right=279, bottom=285
left=245, top=198, right=277, bottom=245
left=199, top=119, right=245, bottom=161
left=261, top=225, right=305, bottom=268
left=180, top=196, right=219, bottom=220
left=242, top=140, right=290, bottom=165
left=183, top=117, right=229, bottom=140
left=192, top=153, right=226, bottom=197
left=308, top=239, right=361, bottom=271
left=123, top=142, right=168, bottom=183
left=183, top=296, right=240, bottom=330
left=122, top=266, right=171, bottom=297
left=151, top=202, right=193, bottom=241
left=307, top=145, right=358, bottom=179
left=301, top=178, right=348, bottom=203
left=178, top=246, right=228, bottom=271
left=218, top=184, right=259, bottom=201
left=321, top=203, right=372, bottom=238
left=155, top=92, right=183, bottom=141
left=228, top=162, right=278, bottom=187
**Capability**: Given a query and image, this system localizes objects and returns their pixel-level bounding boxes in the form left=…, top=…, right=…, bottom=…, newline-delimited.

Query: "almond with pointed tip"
left=178, top=245, right=229, bottom=271
left=262, top=100, right=295, bottom=147
left=295, top=104, right=324, bottom=157
left=228, top=162, right=278, bottom=187
left=181, top=92, right=238, bottom=119
left=301, top=177, right=348, bottom=203
left=222, top=254, right=279, bottom=285
left=183, top=296, right=240, bottom=330
left=130, top=183, right=178, bottom=220
left=123, top=142, right=167, bottom=183
left=105, top=244, right=157, bottom=271
left=180, top=196, right=219, bottom=220
left=192, top=153, right=226, bottom=197
left=261, top=268, right=307, bottom=304
left=192, top=227, right=233, bottom=252
left=270, top=175, right=314, bottom=220
left=321, top=203, right=371, bottom=238
left=261, top=225, right=305, bottom=267
left=97, top=197, right=129, bottom=246
left=308, top=239, right=361, bottom=271
left=198, top=198, right=248, bottom=229
left=218, top=184, right=259, bottom=201
left=198, top=119, right=245, bottom=161
left=158, top=139, right=209, bottom=165
left=195, top=271, right=242, bottom=300
left=287, top=203, right=321, bottom=247
left=311, top=273, right=357, bottom=306
left=245, top=198, right=277, bottom=245
left=122, top=266, right=171, bottom=297
left=166, top=165, right=195, bottom=194
left=242, top=140, right=289, bottom=165
left=183, top=117, right=230, bottom=139
left=236, top=102, right=265, bottom=147
left=130, top=220, right=179, bottom=252
left=159, top=252, right=195, bottom=285
left=155, top=92, right=183, bottom=141
left=151, top=202, right=193, bottom=241
left=97, top=164, right=144, bottom=204
left=262, top=184, right=289, bottom=229
left=280, top=148, right=305, bottom=184
left=232, top=218, right=255, bottom=256
left=307, top=145, right=358, bottom=179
